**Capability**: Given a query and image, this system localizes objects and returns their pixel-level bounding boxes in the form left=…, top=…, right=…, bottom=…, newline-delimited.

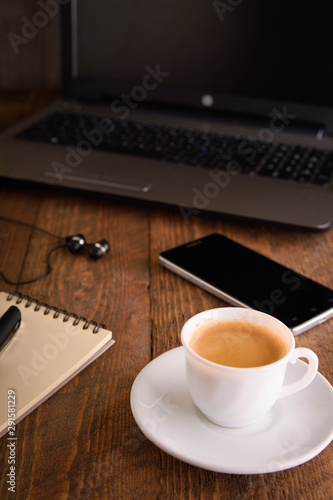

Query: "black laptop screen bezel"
left=61, top=2, right=333, bottom=133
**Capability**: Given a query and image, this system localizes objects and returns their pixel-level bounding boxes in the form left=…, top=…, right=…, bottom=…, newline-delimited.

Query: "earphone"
left=65, top=234, right=110, bottom=260
left=0, top=216, right=110, bottom=286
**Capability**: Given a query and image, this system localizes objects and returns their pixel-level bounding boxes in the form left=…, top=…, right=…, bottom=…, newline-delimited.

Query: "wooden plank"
left=0, top=184, right=153, bottom=500
left=0, top=92, right=332, bottom=500
left=0, top=3, right=61, bottom=90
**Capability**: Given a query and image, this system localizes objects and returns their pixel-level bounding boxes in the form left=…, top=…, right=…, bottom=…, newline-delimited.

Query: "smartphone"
left=158, top=233, right=333, bottom=335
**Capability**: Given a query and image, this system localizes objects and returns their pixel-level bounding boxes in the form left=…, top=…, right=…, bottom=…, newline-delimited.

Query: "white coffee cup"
left=181, top=307, right=318, bottom=427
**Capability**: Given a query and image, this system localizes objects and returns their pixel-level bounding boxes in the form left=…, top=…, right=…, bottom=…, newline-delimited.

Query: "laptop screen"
left=64, top=1, right=333, bottom=129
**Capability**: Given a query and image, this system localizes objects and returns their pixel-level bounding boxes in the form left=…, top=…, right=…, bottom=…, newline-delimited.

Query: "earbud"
left=65, top=234, right=110, bottom=260
left=66, top=234, right=86, bottom=254
left=89, top=239, right=111, bottom=260
left=0, top=216, right=111, bottom=286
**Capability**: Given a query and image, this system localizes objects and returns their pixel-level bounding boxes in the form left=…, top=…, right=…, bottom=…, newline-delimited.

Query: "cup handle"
left=278, top=347, right=318, bottom=399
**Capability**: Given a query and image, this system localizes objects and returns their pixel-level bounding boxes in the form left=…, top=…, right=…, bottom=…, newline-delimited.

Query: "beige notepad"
left=0, top=291, right=114, bottom=438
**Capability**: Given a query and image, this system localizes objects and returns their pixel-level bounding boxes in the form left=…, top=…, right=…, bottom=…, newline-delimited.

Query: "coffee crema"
left=189, top=320, right=287, bottom=368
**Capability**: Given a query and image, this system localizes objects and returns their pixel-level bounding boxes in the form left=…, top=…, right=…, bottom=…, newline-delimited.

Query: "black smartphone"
left=158, top=233, right=333, bottom=335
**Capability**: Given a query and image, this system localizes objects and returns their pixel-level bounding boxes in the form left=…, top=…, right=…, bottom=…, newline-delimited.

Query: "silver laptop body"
left=1, top=1, right=332, bottom=230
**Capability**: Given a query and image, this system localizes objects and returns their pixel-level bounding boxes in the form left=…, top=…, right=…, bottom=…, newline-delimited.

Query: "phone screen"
left=159, top=233, right=333, bottom=333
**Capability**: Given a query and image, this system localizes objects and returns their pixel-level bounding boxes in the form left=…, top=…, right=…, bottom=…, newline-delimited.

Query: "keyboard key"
left=313, top=173, right=332, bottom=185
left=14, top=111, right=333, bottom=186
left=277, top=165, right=296, bottom=179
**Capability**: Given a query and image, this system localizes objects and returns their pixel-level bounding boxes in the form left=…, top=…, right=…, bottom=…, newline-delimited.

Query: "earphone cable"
left=0, top=216, right=65, bottom=241
left=0, top=244, right=67, bottom=286
left=0, top=216, right=109, bottom=284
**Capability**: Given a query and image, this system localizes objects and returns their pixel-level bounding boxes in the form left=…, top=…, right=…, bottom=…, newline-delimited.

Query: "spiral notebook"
left=0, top=291, right=114, bottom=438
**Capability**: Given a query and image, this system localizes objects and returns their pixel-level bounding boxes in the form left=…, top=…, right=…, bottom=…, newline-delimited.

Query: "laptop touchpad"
left=44, top=171, right=152, bottom=192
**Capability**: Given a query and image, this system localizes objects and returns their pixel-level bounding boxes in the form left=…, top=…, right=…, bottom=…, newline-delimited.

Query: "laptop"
left=1, top=0, right=333, bottom=230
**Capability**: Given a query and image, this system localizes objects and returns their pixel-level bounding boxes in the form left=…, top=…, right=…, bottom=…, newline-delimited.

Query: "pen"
left=0, top=306, right=21, bottom=353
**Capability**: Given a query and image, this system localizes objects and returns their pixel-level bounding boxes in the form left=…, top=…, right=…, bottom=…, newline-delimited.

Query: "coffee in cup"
left=181, top=308, right=318, bottom=427
left=189, top=319, right=287, bottom=368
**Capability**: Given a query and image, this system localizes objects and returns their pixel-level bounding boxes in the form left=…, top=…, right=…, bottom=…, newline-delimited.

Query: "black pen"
left=0, top=306, right=21, bottom=353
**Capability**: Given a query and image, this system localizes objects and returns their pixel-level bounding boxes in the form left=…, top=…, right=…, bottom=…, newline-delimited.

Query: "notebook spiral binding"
left=7, top=291, right=106, bottom=334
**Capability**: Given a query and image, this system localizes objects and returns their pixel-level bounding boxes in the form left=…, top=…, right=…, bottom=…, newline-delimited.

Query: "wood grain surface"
left=0, top=93, right=332, bottom=500
left=0, top=2, right=61, bottom=90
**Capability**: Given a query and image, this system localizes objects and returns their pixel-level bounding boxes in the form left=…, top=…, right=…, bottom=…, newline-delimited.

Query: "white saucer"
left=130, top=347, right=333, bottom=474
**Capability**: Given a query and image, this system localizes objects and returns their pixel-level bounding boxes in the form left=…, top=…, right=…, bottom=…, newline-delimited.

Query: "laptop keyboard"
left=15, top=112, right=333, bottom=185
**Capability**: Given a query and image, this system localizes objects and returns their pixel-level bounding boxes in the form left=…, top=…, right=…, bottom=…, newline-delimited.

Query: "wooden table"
left=0, top=93, right=332, bottom=500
